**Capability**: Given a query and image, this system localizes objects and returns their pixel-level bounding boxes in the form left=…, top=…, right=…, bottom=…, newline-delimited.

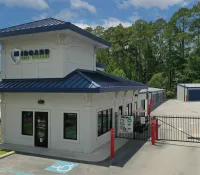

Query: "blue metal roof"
left=0, top=18, right=111, bottom=47
left=0, top=69, right=147, bottom=93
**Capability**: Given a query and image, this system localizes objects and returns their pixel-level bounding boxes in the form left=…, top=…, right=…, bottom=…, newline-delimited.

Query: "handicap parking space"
left=0, top=153, right=111, bottom=175
left=0, top=154, right=82, bottom=175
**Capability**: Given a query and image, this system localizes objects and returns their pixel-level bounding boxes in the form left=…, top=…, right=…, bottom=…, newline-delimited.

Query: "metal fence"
left=115, top=114, right=151, bottom=141
left=155, top=115, right=200, bottom=143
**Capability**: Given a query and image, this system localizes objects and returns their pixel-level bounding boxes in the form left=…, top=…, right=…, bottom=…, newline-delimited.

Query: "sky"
left=0, top=0, right=198, bottom=29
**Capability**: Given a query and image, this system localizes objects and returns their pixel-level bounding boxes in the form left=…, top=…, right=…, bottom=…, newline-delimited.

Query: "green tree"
left=83, top=2, right=200, bottom=98
left=148, top=72, right=168, bottom=89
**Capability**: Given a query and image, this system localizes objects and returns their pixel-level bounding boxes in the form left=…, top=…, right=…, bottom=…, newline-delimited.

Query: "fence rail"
left=155, top=115, right=200, bottom=143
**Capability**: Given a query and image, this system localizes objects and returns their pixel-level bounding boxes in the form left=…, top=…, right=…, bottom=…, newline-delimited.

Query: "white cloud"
left=32, top=13, right=49, bottom=21
left=129, top=12, right=140, bottom=22
left=103, top=17, right=132, bottom=28
left=74, top=17, right=133, bottom=29
left=54, top=9, right=78, bottom=21
left=0, top=0, right=49, bottom=10
left=74, top=23, right=91, bottom=29
left=32, top=9, right=78, bottom=22
left=117, top=0, right=194, bottom=9
left=70, top=0, right=97, bottom=13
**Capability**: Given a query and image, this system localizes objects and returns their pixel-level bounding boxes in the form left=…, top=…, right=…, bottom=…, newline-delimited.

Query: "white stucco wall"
left=2, top=91, right=136, bottom=154
left=2, top=93, right=93, bottom=153
left=177, top=85, right=185, bottom=101
left=1, top=32, right=96, bottom=79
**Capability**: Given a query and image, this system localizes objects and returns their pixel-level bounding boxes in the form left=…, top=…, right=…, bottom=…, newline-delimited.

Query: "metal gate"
left=156, top=115, right=200, bottom=143
left=115, top=114, right=151, bottom=141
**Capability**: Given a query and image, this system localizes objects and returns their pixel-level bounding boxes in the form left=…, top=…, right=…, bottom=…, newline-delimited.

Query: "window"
left=64, top=113, right=77, bottom=140
left=98, top=109, right=113, bottom=137
left=126, top=103, right=132, bottom=115
left=134, top=102, right=138, bottom=110
left=119, top=106, right=123, bottom=115
left=22, top=111, right=33, bottom=136
left=141, top=100, right=145, bottom=110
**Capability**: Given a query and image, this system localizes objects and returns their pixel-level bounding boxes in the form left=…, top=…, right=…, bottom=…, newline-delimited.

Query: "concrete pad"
left=152, top=100, right=200, bottom=116
left=0, top=138, right=128, bottom=162
left=1, top=140, right=200, bottom=175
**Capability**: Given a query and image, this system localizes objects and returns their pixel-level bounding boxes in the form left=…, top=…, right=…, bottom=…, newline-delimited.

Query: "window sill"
left=61, top=138, right=79, bottom=144
left=20, top=135, right=33, bottom=139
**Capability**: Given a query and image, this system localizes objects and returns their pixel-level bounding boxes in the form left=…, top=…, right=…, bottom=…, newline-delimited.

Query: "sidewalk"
left=0, top=138, right=128, bottom=162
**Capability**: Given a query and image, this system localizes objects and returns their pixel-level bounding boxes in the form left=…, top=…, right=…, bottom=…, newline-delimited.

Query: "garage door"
left=188, top=89, right=200, bottom=101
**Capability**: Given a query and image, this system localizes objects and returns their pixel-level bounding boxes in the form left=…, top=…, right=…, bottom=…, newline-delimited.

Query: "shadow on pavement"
left=16, top=139, right=149, bottom=168
left=156, top=140, right=200, bottom=148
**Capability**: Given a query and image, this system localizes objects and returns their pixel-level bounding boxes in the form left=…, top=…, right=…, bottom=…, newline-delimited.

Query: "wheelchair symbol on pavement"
left=45, top=161, right=79, bottom=174
left=51, top=164, right=74, bottom=172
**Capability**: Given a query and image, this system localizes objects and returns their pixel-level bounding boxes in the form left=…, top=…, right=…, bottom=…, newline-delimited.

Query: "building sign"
left=11, top=48, right=50, bottom=64
left=118, top=116, right=133, bottom=134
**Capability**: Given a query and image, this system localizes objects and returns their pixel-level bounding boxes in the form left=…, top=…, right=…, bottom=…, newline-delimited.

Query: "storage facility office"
left=177, top=84, right=200, bottom=102
left=0, top=18, right=147, bottom=154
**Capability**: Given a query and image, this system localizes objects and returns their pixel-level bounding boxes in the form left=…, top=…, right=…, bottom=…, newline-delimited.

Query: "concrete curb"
left=0, top=151, right=15, bottom=159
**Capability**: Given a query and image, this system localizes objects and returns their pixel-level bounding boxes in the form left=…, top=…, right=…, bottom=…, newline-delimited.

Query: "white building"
left=139, top=88, right=166, bottom=114
left=0, top=18, right=147, bottom=155
left=177, top=84, right=200, bottom=102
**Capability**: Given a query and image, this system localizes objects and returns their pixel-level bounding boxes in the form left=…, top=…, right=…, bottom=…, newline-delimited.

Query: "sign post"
left=110, top=128, right=115, bottom=158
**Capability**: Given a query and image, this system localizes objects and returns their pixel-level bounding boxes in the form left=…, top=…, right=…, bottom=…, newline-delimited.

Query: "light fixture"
left=38, top=99, right=45, bottom=104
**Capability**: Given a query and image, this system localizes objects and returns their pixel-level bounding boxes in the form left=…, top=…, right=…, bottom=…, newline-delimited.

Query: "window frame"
left=22, top=111, right=34, bottom=136
left=119, top=106, right=123, bottom=115
left=63, top=113, right=78, bottom=141
left=126, top=103, right=133, bottom=116
left=97, top=108, right=113, bottom=137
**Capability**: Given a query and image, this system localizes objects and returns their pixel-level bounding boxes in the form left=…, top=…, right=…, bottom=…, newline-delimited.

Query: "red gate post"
left=110, top=128, right=115, bottom=158
left=155, top=119, right=158, bottom=140
left=151, top=119, right=155, bottom=145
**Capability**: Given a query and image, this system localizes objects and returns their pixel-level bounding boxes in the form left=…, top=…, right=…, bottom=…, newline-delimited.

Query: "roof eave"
left=100, top=86, right=148, bottom=93
left=0, top=88, right=101, bottom=93
left=0, top=23, right=111, bottom=48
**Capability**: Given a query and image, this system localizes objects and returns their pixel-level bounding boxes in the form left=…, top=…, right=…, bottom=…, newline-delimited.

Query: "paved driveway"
left=152, top=100, right=200, bottom=116
left=1, top=140, right=200, bottom=175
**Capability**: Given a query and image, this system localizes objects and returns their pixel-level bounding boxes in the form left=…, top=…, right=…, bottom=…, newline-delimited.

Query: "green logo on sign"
left=127, top=117, right=132, bottom=123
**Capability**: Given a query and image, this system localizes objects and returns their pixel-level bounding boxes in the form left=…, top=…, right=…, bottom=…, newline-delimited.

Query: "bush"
left=166, top=90, right=175, bottom=99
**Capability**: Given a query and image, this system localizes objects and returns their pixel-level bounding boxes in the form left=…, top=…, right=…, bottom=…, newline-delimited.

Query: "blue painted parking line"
left=0, top=168, right=35, bottom=175
left=45, top=161, right=79, bottom=174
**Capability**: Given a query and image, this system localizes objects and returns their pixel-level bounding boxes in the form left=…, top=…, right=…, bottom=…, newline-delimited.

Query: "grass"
left=0, top=149, right=10, bottom=156
left=0, top=123, right=13, bottom=156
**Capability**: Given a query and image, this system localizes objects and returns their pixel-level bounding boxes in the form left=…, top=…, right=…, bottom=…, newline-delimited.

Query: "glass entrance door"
left=35, top=112, right=48, bottom=148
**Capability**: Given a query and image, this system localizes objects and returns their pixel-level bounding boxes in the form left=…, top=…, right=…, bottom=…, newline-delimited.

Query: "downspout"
left=93, top=47, right=97, bottom=71
left=0, top=41, right=6, bottom=79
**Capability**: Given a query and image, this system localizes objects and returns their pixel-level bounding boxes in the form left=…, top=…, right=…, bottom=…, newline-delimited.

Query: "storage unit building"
left=177, top=84, right=200, bottom=102
left=139, top=87, right=166, bottom=113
